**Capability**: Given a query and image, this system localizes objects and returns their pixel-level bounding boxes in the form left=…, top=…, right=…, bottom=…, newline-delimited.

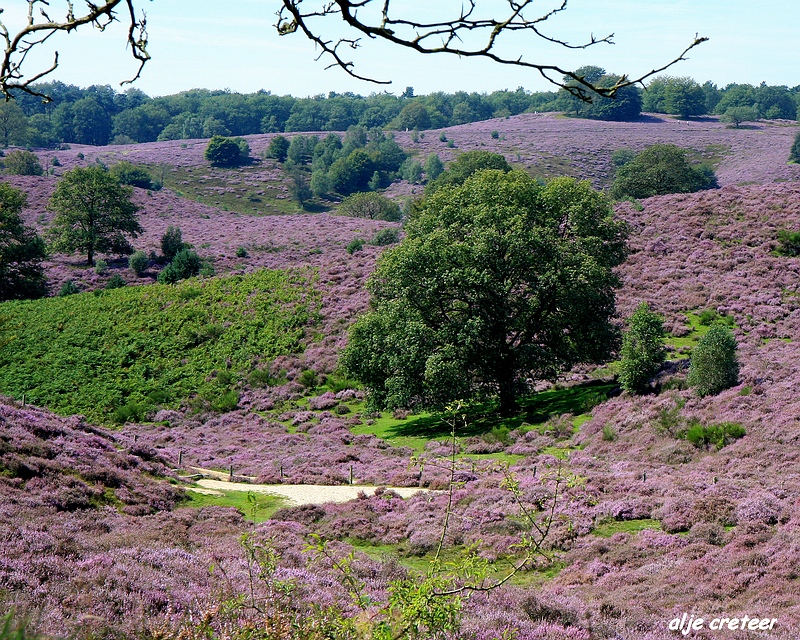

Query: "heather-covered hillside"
left=2, top=114, right=800, bottom=639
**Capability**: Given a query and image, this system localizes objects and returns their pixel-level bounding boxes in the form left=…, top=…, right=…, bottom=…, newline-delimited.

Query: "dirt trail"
left=193, top=478, right=431, bottom=506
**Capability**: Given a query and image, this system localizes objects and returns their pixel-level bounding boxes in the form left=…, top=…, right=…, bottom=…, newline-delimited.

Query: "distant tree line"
left=0, top=76, right=798, bottom=150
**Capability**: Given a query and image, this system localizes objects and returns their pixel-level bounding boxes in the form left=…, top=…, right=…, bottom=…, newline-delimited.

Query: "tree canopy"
left=47, top=166, right=142, bottom=266
left=611, top=144, right=717, bottom=200
left=0, top=183, right=47, bottom=301
left=341, top=169, right=628, bottom=415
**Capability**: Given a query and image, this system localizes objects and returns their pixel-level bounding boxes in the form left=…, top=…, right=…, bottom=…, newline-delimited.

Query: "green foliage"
left=338, top=191, right=402, bottom=221
left=94, top=259, right=108, bottom=275
left=105, top=273, right=127, bottom=290
left=0, top=268, right=319, bottom=422
left=619, top=302, right=666, bottom=393
left=109, top=161, right=156, bottom=189
left=47, top=165, right=142, bottom=266
left=3, top=150, right=43, bottom=176
left=790, top=131, right=800, bottom=164
left=128, top=250, right=149, bottom=276
left=687, top=325, right=739, bottom=397
left=558, top=66, right=643, bottom=120
left=235, top=246, right=249, bottom=258
left=601, top=423, right=616, bottom=442
left=160, top=225, right=185, bottom=261
left=611, top=144, right=718, bottom=200
left=491, top=130, right=500, bottom=139
left=370, top=228, right=401, bottom=246
left=721, top=106, right=758, bottom=128
left=0, top=183, right=47, bottom=301
left=423, top=153, right=444, bottom=181
left=265, top=134, right=290, bottom=162
left=286, top=167, right=312, bottom=209
left=611, top=148, right=636, bottom=168
left=426, top=150, right=511, bottom=194
left=341, top=170, right=628, bottom=415
left=204, top=135, right=249, bottom=167
left=346, top=238, right=364, bottom=254
left=297, top=369, right=319, bottom=389
left=679, top=420, right=745, bottom=450
left=776, top=229, right=800, bottom=256
left=58, top=280, right=80, bottom=297
left=157, top=248, right=203, bottom=284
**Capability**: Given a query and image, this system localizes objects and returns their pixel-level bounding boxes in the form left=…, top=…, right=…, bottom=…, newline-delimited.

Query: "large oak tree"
left=341, top=169, right=628, bottom=415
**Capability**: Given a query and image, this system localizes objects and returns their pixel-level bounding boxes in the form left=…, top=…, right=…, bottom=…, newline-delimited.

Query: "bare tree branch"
left=276, top=0, right=707, bottom=100
left=0, top=1, right=705, bottom=102
left=0, top=0, right=149, bottom=101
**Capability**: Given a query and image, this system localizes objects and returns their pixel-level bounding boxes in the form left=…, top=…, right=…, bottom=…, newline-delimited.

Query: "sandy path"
left=194, top=479, right=430, bottom=505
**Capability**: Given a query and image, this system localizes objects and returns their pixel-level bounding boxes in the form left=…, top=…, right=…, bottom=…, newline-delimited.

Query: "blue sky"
left=9, top=0, right=799, bottom=97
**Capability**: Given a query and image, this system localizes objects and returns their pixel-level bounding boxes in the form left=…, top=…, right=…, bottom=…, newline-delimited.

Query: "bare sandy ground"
left=193, top=478, right=431, bottom=505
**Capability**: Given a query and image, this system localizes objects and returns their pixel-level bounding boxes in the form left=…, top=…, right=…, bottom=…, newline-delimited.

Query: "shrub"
left=369, top=228, right=401, bottom=246
left=680, top=420, right=745, bottom=450
left=776, top=229, right=800, bottom=256
left=264, top=134, right=290, bottom=162
left=346, top=238, right=364, bottom=254
left=490, top=130, right=499, bottom=139
left=113, top=401, right=149, bottom=424
left=110, top=161, right=155, bottom=189
left=58, top=280, right=80, bottom=297
left=611, top=148, right=636, bottom=167
left=235, top=246, right=249, bottom=258
left=160, top=225, right=185, bottom=261
left=338, top=192, right=401, bottom=221
left=611, top=144, right=718, bottom=199
left=94, top=259, right=108, bottom=275
left=128, top=250, right=148, bottom=276
left=105, top=274, right=127, bottom=289
left=204, top=135, right=248, bottom=167
left=157, top=249, right=202, bottom=284
left=3, top=150, right=44, bottom=176
left=687, top=325, right=739, bottom=396
left=211, top=390, right=239, bottom=413
left=297, top=369, right=319, bottom=389
left=790, top=131, right=800, bottom=163
left=619, top=302, right=666, bottom=393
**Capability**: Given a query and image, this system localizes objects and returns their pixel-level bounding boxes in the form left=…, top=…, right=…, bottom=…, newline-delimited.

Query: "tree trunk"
left=497, top=373, right=519, bottom=416
left=87, top=246, right=94, bottom=266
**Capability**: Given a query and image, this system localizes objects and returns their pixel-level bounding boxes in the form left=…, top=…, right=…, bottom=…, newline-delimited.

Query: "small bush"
left=602, top=424, right=616, bottom=442
left=105, top=274, right=126, bottom=289
left=687, top=325, right=739, bottom=397
left=58, top=280, right=80, bottom=297
left=490, top=130, right=499, bottom=139
left=297, top=369, right=319, bottom=389
left=776, top=229, right=800, bottom=257
left=4, top=150, right=44, bottom=176
left=211, top=390, right=239, bottom=413
left=128, top=250, right=149, bottom=276
left=264, top=135, right=290, bottom=162
left=680, top=420, right=745, bottom=450
left=611, top=148, right=636, bottom=167
left=346, top=238, right=364, bottom=254
left=157, top=249, right=202, bottom=284
left=439, top=133, right=447, bottom=142
left=94, top=259, right=108, bottom=275
left=204, top=135, right=249, bottom=167
left=161, top=225, right=184, bottom=261
left=113, top=401, right=149, bottom=424
left=235, top=246, right=249, bottom=258
left=110, top=161, right=155, bottom=189
left=369, top=228, right=401, bottom=246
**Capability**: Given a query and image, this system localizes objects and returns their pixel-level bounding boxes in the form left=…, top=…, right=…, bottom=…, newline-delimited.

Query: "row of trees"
left=3, top=75, right=800, bottom=149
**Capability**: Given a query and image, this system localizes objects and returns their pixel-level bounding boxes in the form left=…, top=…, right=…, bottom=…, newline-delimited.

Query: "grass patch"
left=186, top=489, right=286, bottom=522
left=0, top=268, right=320, bottom=423
left=593, top=518, right=662, bottom=537
left=349, top=380, right=615, bottom=453
left=666, top=310, right=736, bottom=352
left=154, top=164, right=318, bottom=216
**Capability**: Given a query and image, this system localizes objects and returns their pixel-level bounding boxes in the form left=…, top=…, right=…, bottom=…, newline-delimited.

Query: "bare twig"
left=276, top=0, right=707, bottom=99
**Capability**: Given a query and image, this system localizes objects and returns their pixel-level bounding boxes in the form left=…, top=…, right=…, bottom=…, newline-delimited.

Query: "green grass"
left=0, top=268, right=320, bottom=423
left=185, top=489, right=287, bottom=522
left=154, top=164, right=332, bottom=216
left=665, top=310, right=736, bottom=353
left=348, top=380, right=615, bottom=454
left=592, top=518, right=662, bottom=537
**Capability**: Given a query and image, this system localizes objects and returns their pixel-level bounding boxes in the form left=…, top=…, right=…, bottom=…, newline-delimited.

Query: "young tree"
left=426, top=150, right=511, bottom=194
left=47, top=166, right=142, bottom=266
left=341, top=170, right=628, bottom=415
left=619, top=302, right=666, bottom=393
left=338, top=192, right=402, bottom=221
left=160, top=225, right=185, bottom=261
left=0, top=101, right=28, bottom=147
left=265, top=134, right=290, bottom=162
left=204, top=135, right=249, bottom=167
left=0, top=183, right=47, bottom=301
left=721, top=106, right=758, bottom=128
left=687, top=326, right=739, bottom=397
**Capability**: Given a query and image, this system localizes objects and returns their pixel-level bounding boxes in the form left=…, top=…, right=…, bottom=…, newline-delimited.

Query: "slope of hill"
left=2, top=114, right=800, bottom=639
